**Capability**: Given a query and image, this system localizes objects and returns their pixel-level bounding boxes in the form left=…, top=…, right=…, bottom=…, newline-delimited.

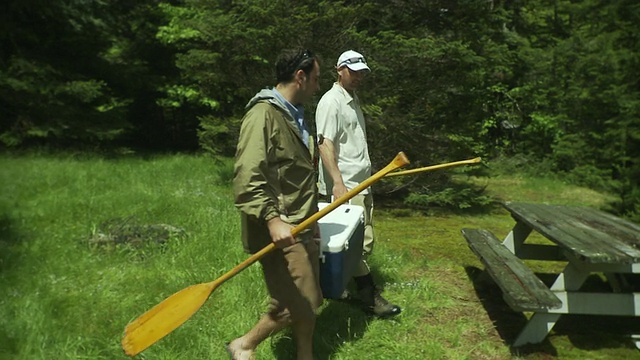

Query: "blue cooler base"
left=319, top=221, right=364, bottom=299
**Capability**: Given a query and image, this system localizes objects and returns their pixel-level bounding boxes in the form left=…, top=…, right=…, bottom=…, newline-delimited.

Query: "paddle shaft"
left=214, top=151, right=410, bottom=286
left=384, top=157, right=481, bottom=177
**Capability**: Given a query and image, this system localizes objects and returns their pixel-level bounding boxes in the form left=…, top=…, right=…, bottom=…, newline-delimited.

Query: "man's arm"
left=316, top=94, right=348, bottom=200
left=234, top=106, right=295, bottom=248
left=318, top=137, right=348, bottom=199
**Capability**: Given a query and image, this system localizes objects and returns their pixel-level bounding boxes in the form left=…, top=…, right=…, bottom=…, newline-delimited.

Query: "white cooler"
left=317, top=202, right=365, bottom=299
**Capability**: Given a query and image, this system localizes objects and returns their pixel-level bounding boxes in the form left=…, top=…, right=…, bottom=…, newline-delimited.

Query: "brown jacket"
left=233, top=88, right=318, bottom=253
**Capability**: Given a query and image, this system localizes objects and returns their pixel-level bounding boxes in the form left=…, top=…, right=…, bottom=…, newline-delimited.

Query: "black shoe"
left=359, top=286, right=402, bottom=318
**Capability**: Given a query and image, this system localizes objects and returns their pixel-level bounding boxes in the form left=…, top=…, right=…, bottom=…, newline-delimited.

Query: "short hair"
left=275, top=49, right=317, bottom=84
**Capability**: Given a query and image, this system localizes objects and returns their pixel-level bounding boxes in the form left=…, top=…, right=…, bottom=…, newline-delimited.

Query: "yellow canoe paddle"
left=121, top=151, right=410, bottom=357
left=384, top=157, right=481, bottom=177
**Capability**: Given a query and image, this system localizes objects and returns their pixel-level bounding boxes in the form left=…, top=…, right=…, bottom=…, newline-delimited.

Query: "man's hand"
left=331, top=183, right=349, bottom=200
left=266, top=217, right=296, bottom=248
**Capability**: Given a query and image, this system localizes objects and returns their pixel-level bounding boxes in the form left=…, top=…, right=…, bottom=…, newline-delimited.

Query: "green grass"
left=0, top=154, right=638, bottom=359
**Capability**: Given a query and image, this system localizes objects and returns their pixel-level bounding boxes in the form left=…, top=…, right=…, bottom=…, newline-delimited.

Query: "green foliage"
left=0, top=0, right=189, bottom=150
left=1, top=0, right=639, bottom=214
left=157, top=84, right=220, bottom=109
left=609, top=165, right=640, bottom=223
left=363, top=31, right=489, bottom=167
left=155, top=0, right=368, bottom=156
left=210, top=156, right=236, bottom=185
left=197, top=115, right=240, bottom=156
left=0, top=54, right=132, bottom=147
left=403, top=185, right=494, bottom=211
left=563, top=165, right=615, bottom=192
left=488, top=153, right=556, bottom=179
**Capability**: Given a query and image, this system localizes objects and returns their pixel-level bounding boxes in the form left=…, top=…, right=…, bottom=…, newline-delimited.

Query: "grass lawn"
left=0, top=153, right=638, bottom=359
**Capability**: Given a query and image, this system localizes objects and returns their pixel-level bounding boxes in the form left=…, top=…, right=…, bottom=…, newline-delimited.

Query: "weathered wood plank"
left=505, top=202, right=618, bottom=261
left=462, top=228, right=563, bottom=312
left=562, top=206, right=640, bottom=257
left=556, top=205, right=640, bottom=260
left=531, top=203, right=633, bottom=262
left=503, top=202, right=640, bottom=264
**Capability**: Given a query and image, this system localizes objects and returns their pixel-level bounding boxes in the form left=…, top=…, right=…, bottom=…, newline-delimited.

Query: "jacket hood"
left=245, top=88, right=290, bottom=116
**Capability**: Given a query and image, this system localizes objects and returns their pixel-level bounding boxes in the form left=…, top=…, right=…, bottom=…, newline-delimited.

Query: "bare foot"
left=225, top=338, right=254, bottom=360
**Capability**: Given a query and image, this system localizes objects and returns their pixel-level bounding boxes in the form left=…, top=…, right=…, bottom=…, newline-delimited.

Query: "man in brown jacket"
left=227, top=49, right=321, bottom=360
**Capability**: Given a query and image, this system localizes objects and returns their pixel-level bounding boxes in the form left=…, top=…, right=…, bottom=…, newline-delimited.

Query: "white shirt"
left=315, top=83, right=371, bottom=195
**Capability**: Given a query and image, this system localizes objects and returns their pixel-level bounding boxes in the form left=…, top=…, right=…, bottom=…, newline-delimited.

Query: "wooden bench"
left=462, top=228, right=562, bottom=312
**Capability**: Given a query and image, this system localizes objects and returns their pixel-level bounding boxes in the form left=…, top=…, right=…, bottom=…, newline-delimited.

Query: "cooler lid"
left=317, top=202, right=364, bottom=253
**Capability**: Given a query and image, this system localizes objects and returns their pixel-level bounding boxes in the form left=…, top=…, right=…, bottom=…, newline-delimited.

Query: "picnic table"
left=462, top=201, right=640, bottom=348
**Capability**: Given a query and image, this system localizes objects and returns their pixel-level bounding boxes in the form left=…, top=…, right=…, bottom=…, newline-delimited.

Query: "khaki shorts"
left=259, top=238, right=323, bottom=323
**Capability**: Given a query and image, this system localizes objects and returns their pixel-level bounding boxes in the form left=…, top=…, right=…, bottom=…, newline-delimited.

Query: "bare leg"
left=227, top=314, right=289, bottom=360
left=230, top=241, right=320, bottom=359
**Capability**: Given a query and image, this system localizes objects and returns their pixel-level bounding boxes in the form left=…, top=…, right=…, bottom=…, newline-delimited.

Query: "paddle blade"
left=122, top=281, right=216, bottom=356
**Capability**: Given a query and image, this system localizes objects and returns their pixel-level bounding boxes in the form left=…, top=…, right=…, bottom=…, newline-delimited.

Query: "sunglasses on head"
left=339, top=57, right=367, bottom=67
left=296, top=50, right=314, bottom=70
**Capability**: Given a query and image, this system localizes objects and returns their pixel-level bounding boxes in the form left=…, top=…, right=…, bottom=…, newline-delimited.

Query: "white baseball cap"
left=336, top=50, right=371, bottom=72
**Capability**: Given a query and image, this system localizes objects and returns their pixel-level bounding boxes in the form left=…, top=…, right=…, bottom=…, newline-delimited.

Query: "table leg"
left=502, top=222, right=532, bottom=254
left=513, top=313, right=562, bottom=347
left=513, top=262, right=590, bottom=347
left=550, top=262, right=589, bottom=292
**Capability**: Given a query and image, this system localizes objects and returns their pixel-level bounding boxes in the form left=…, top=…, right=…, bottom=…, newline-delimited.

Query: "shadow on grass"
left=0, top=212, right=23, bottom=273
left=270, top=267, right=400, bottom=359
left=0, top=212, right=22, bottom=359
left=464, top=266, right=640, bottom=356
left=269, top=298, right=370, bottom=360
left=315, top=299, right=370, bottom=359
left=0, top=327, right=19, bottom=359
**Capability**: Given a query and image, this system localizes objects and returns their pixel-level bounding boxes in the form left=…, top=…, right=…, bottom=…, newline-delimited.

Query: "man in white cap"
left=315, top=50, right=401, bottom=318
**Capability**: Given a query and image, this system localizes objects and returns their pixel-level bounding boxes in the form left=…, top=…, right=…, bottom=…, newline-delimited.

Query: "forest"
left=2, top=0, right=639, bottom=221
